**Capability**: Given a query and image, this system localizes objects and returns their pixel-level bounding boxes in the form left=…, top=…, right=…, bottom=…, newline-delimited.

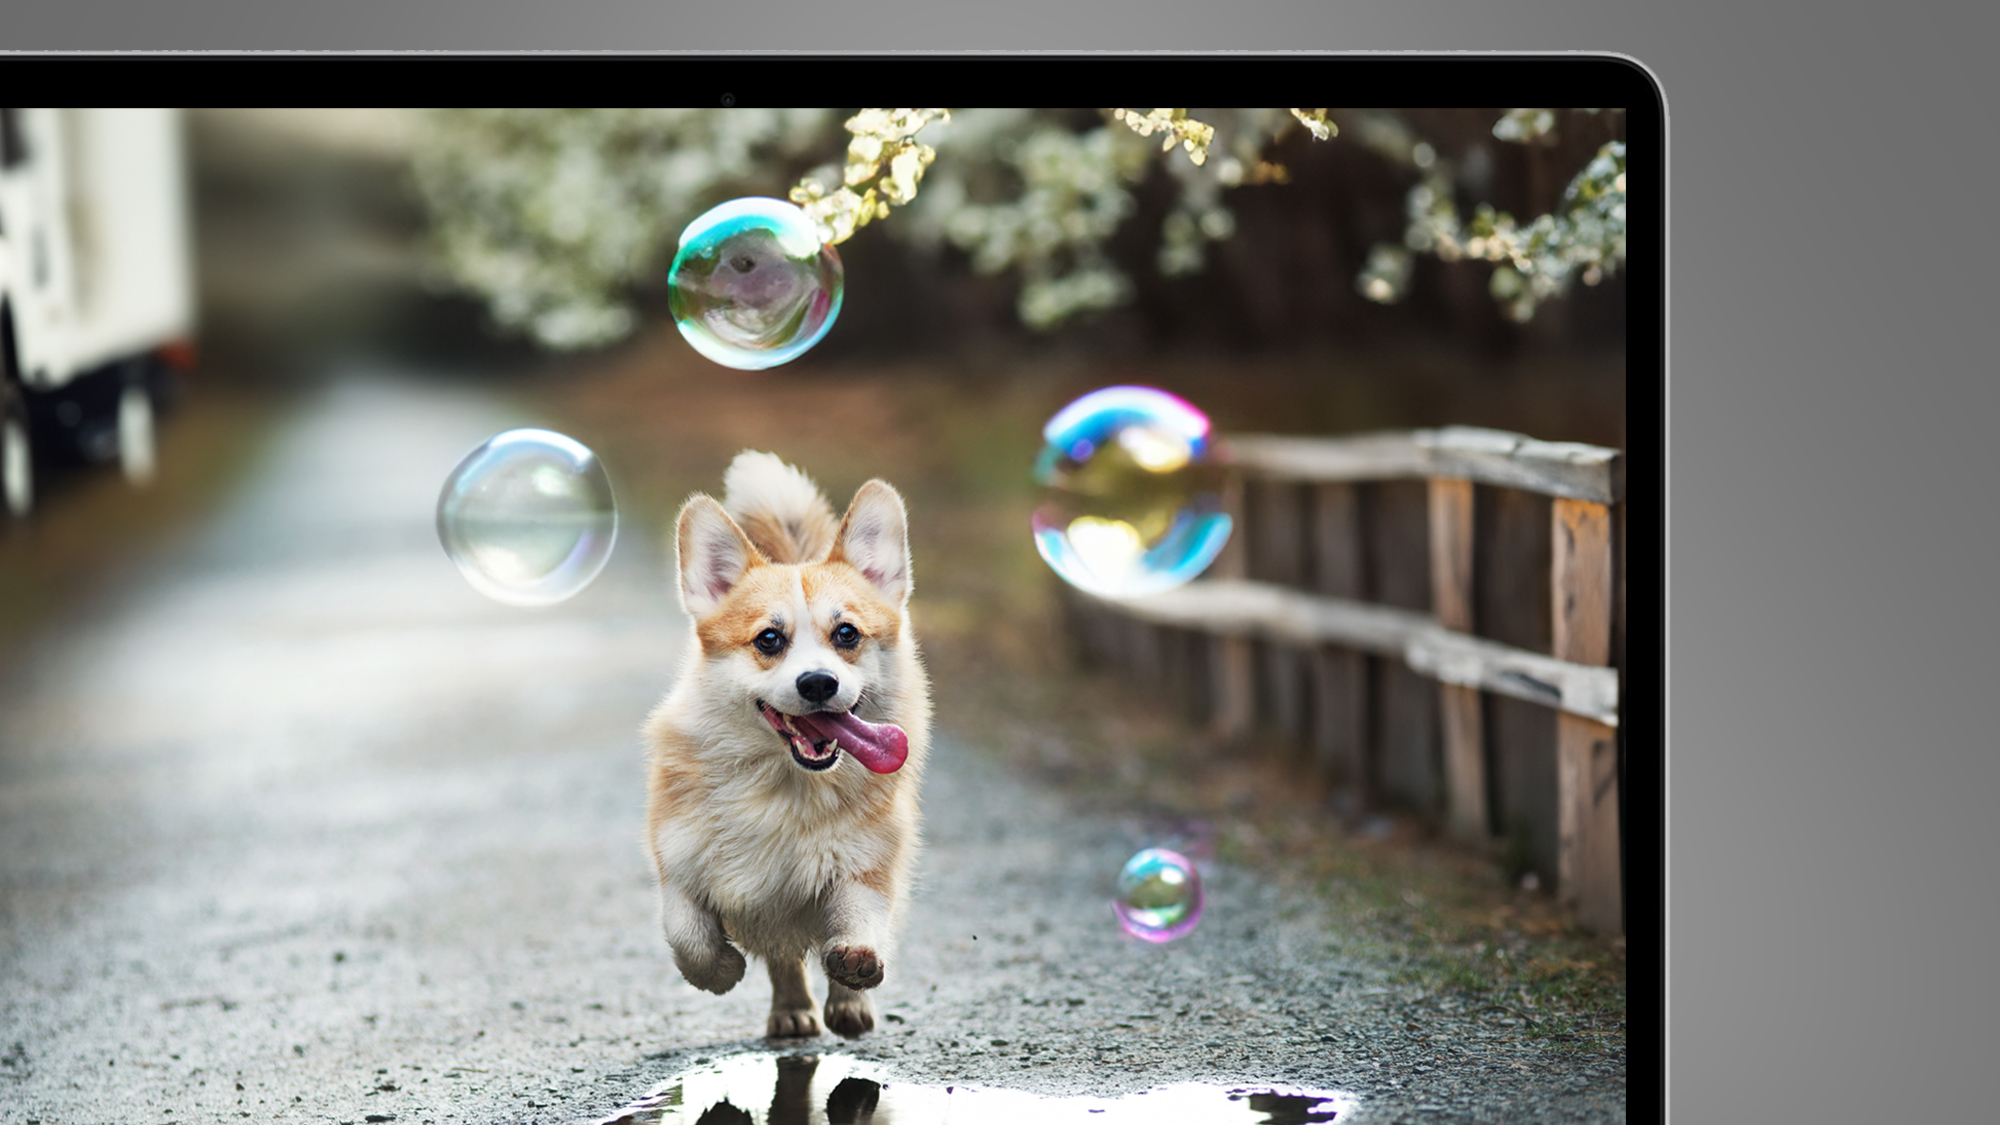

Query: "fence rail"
left=1223, top=427, right=1623, bottom=503
left=1060, top=425, right=1627, bottom=936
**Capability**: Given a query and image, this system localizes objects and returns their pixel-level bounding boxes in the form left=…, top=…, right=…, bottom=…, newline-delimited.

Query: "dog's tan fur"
left=643, top=451, right=930, bottom=1039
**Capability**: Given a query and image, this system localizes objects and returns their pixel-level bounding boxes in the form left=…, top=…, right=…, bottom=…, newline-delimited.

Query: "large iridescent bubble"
left=437, top=428, right=617, bottom=607
left=668, top=198, right=843, bottom=370
left=1114, top=847, right=1204, bottom=943
left=1032, top=386, right=1233, bottom=599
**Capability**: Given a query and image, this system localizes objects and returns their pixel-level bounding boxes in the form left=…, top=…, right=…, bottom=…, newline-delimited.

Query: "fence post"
left=1251, top=479, right=1310, bottom=748
left=1311, top=482, right=1369, bottom=802
left=1430, top=478, right=1488, bottom=843
left=1207, top=470, right=1254, bottom=741
left=1553, top=497, right=1622, bottom=936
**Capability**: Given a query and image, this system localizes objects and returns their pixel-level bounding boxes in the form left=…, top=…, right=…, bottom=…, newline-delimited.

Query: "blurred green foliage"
left=409, top=107, right=1627, bottom=351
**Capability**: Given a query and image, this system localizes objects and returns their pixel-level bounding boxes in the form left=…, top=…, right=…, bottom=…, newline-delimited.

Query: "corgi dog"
left=643, top=451, right=930, bottom=1039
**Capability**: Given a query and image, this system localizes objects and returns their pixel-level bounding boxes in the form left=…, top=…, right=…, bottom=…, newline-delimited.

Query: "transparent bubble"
left=437, top=428, right=617, bottom=607
left=1114, top=847, right=1204, bottom=943
left=1031, top=386, right=1232, bottom=598
left=668, top=198, right=843, bottom=370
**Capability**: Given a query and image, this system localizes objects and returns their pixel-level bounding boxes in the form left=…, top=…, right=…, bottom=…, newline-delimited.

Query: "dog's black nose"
left=796, top=671, right=839, bottom=705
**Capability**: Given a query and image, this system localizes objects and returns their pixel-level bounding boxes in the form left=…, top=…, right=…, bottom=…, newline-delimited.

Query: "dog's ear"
left=676, top=494, right=766, bottom=617
left=828, top=480, right=911, bottom=608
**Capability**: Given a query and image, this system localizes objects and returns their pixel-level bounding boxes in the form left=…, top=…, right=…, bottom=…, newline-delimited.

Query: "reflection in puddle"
left=595, top=1052, right=1356, bottom=1125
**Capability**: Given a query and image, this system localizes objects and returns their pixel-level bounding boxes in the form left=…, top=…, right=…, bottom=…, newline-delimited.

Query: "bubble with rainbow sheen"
left=1032, top=385, right=1232, bottom=599
left=668, top=197, right=843, bottom=370
left=1114, top=847, right=1204, bottom=943
left=437, top=428, right=617, bottom=607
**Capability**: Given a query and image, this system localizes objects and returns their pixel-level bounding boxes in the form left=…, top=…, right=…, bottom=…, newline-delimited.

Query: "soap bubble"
left=437, top=428, right=617, bottom=607
left=668, top=197, right=843, bottom=370
left=1114, top=847, right=1204, bottom=943
left=1031, top=386, right=1232, bottom=598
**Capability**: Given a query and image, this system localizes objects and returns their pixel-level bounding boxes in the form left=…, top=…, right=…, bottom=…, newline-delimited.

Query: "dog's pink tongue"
left=794, top=710, right=908, bottom=774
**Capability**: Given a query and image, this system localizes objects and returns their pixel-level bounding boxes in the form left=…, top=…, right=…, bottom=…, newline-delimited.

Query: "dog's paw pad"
left=767, top=1008, right=822, bottom=1039
left=823, top=946, right=884, bottom=991
left=825, top=995, right=875, bottom=1038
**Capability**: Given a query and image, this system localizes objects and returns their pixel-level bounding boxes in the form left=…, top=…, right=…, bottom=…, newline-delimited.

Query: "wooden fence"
left=1059, top=426, right=1626, bottom=936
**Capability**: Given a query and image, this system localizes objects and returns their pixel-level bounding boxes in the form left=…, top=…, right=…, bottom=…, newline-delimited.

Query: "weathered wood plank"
left=1250, top=479, right=1311, bottom=745
left=1179, top=627, right=1213, bottom=725
left=1403, top=630, right=1620, bottom=727
left=1156, top=625, right=1201, bottom=725
left=1430, top=477, right=1487, bottom=842
left=1311, top=647, right=1368, bottom=794
left=1429, top=479, right=1477, bottom=631
left=1553, top=497, right=1621, bottom=936
left=1129, top=616, right=1164, bottom=684
left=1114, top=580, right=1418, bottom=653
left=1310, top=482, right=1369, bottom=796
left=1559, top=715, right=1623, bottom=935
left=1207, top=470, right=1253, bottom=740
left=1220, top=427, right=1622, bottom=504
left=1377, top=660, right=1441, bottom=813
left=1223, top=432, right=1433, bottom=484
left=1420, top=427, right=1623, bottom=505
left=1248, top=478, right=1309, bottom=586
left=1101, top=579, right=1619, bottom=725
left=1311, top=482, right=1367, bottom=597
left=1367, top=481, right=1438, bottom=812
left=1210, top=636, right=1256, bottom=741
left=1437, top=685, right=1484, bottom=838
left=1478, top=484, right=1557, bottom=883
left=1263, top=640, right=1310, bottom=744
left=1554, top=498, right=1614, bottom=666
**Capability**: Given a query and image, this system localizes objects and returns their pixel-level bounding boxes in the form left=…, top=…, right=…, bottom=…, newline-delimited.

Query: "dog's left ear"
left=828, top=480, right=911, bottom=608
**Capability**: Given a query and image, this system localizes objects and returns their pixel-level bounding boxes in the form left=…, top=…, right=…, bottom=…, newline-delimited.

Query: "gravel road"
left=0, top=373, right=1624, bottom=1124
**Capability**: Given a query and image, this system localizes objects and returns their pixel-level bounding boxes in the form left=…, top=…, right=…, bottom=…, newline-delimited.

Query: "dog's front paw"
left=822, top=945, right=884, bottom=991
left=767, top=1005, right=822, bottom=1039
left=824, top=991, right=875, bottom=1038
left=676, top=941, right=747, bottom=995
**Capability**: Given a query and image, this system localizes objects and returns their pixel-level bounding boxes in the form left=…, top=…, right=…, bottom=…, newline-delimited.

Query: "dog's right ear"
left=676, top=494, right=766, bottom=618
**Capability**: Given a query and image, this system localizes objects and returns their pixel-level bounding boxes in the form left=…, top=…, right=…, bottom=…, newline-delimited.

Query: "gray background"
left=10, top=4, right=1994, bottom=1121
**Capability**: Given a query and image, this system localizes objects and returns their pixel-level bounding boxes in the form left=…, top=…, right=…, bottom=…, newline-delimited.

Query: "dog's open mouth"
left=756, top=700, right=909, bottom=774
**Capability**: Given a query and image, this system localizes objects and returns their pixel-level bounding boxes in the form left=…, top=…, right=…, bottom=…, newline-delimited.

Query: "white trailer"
left=0, top=107, right=197, bottom=520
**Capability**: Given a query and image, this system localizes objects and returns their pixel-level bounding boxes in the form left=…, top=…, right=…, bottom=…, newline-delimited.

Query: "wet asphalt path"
left=0, top=373, right=1623, bottom=1124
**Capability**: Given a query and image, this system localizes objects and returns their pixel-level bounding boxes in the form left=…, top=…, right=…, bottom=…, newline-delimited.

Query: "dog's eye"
left=832, top=623, right=860, bottom=648
left=753, top=629, right=786, bottom=655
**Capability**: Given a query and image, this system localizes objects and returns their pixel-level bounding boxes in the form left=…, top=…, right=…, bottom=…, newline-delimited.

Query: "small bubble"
left=1113, top=847, right=1204, bottom=943
left=1032, top=386, right=1231, bottom=598
left=437, top=429, right=617, bottom=607
left=668, top=198, right=843, bottom=370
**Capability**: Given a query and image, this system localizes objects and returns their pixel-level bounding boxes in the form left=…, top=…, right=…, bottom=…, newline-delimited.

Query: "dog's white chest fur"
left=655, top=718, right=899, bottom=924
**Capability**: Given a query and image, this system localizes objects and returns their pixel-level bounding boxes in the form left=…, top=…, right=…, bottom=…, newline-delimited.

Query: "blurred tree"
left=408, top=107, right=1626, bottom=352
left=410, top=108, right=835, bottom=349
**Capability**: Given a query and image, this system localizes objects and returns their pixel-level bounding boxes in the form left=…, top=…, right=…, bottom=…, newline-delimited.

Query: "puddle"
left=594, top=1052, right=1356, bottom=1124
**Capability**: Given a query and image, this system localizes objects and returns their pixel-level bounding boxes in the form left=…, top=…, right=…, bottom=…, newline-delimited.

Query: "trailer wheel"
left=2, top=382, right=31, bottom=520
left=118, top=374, right=156, bottom=486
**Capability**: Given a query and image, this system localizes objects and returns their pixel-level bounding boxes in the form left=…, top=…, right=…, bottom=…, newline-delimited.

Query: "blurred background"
left=0, top=104, right=1626, bottom=747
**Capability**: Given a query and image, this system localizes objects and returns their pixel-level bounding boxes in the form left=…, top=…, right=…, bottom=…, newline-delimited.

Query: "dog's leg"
left=820, top=882, right=883, bottom=1037
left=659, top=879, right=744, bottom=995
left=766, top=956, right=822, bottom=1038
left=821, top=879, right=891, bottom=998
left=823, top=977, right=876, bottom=1038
